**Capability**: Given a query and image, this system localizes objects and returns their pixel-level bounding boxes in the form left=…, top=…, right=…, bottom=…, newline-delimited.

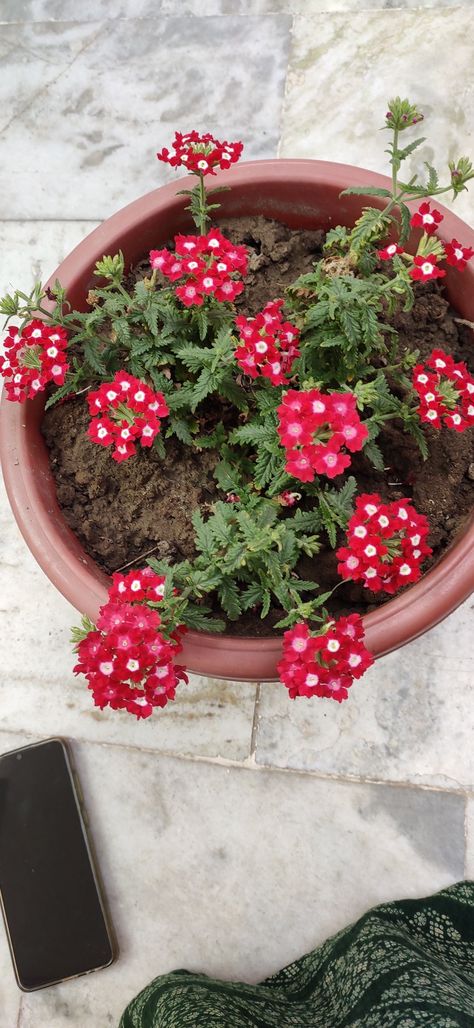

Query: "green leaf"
left=169, top=416, right=194, bottom=445
left=218, top=579, right=242, bottom=620
left=363, top=439, right=385, bottom=471
left=340, top=186, right=392, bottom=198
left=214, top=460, right=240, bottom=492
left=83, top=339, right=106, bottom=375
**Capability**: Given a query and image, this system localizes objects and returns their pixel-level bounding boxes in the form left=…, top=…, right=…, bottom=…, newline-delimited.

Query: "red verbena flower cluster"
left=378, top=203, right=473, bottom=281
left=410, top=201, right=443, bottom=235
left=150, top=229, right=247, bottom=307
left=277, top=615, right=374, bottom=703
left=276, top=389, right=369, bottom=482
left=336, top=493, right=432, bottom=593
left=412, top=348, right=474, bottom=431
left=87, top=371, right=169, bottom=462
left=157, top=131, right=243, bottom=176
left=0, top=320, right=69, bottom=402
left=444, top=238, right=474, bottom=270
left=234, top=299, right=300, bottom=385
left=73, top=567, right=188, bottom=719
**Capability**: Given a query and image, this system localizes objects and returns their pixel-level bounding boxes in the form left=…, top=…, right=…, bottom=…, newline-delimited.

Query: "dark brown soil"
left=42, top=216, right=474, bottom=634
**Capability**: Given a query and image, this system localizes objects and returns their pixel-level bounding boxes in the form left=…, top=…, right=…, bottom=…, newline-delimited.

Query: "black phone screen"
left=0, top=739, right=114, bottom=990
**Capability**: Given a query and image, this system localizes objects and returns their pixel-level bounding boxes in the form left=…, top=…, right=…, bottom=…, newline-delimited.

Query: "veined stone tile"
left=0, top=730, right=460, bottom=1026
left=0, top=15, right=291, bottom=220
left=280, top=8, right=474, bottom=227
left=0, top=0, right=469, bottom=18
left=255, top=601, right=474, bottom=789
left=162, top=0, right=471, bottom=11
left=0, top=220, right=100, bottom=299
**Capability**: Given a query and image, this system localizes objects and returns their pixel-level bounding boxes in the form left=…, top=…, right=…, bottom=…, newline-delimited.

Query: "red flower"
left=87, top=373, right=169, bottom=462
left=443, top=238, right=474, bottom=271
left=410, top=202, right=443, bottom=235
left=412, top=349, right=474, bottom=431
left=409, top=255, right=446, bottom=282
left=377, top=243, right=404, bottom=260
left=336, top=493, right=431, bottom=593
left=277, top=616, right=374, bottom=702
left=74, top=580, right=188, bottom=719
left=0, top=320, right=69, bottom=403
left=276, top=388, right=368, bottom=483
left=151, top=229, right=248, bottom=308
left=157, top=131, right=243, bottom=176
left=233, top=300, right=300, bottom=386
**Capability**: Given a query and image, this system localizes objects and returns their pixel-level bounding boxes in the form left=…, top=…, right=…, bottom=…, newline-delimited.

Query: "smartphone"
left=0, top=738, right=115, bottom=991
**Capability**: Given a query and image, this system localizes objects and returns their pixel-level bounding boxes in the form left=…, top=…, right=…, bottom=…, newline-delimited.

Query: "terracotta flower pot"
left=1, top=160, right=474, bottom=682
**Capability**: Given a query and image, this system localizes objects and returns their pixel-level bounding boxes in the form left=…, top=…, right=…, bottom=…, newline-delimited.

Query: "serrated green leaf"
left=340, top=186, right=392, bottom=198
left=218, top=578, right=242, bottom=620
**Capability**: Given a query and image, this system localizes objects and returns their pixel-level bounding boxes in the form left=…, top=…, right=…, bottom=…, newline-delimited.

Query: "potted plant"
left=1, top=98, right=474, bottom=719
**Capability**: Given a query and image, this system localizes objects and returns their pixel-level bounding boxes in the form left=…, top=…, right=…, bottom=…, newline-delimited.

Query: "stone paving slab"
left=0, top=14, right=291, bottom=220
left=255, top=600, right=474, bottom=790
left=0, top=728, right=463, bottom=1028
left=280, top=7, right=474, bottom=227
left=1, top=0, right=469, bottom=18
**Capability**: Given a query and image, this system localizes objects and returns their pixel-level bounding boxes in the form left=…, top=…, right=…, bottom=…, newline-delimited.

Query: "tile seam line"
left=0, top=218, right=103, bottom=224
left=0, top=724, right=470, bottom=794
left=249, top=683, right=262, bottom=756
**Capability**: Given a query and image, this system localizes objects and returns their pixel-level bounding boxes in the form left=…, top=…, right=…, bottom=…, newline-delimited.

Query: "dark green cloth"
left=119, top=882, right=474, bottom=1027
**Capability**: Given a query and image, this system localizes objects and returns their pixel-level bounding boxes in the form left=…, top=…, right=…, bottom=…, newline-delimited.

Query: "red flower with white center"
left=108, top=567, right=167, bottom=604
left=276, top=388, right=368, bottom=483
left=412, top=349, right=474, bottom=432
left=157, top=131, right=243, bottom=176
left=409, top=255, right=446, bottom=282
left=150, top=229, right=248, bottom=308
left=73, top=581, right=188, bottom=719
left=277, top=615, right=374, bottom=702
left=278, top=490, right=301, bottom=507
left=0, top=320, right=69, bottom=403
left=87, top=372, right=169, bottom=461
left=410, top=201, right=443, bottom=235
left=444, top=238, right=474, bottom=271
left=336, top=493, right=431, bottom=593
left=234, top=300, right=300, bottom=386
left=377, top=243, right=404, bottom=260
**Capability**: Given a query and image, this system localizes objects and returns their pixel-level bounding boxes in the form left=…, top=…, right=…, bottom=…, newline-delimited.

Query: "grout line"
left=1, top=722, right=472, bottom=796
left=463, top=795, right=470, bottom=879
left=249, top=683, right=261, bottom=757
left=16, top=996, right=22, bottom=1028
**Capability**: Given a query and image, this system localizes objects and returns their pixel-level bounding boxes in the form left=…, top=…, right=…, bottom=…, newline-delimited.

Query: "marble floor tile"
left=281, top=8, right=474, bottom=227
left=255, top=599, right=474, bottom=789
left=0, top=220, right=100, bottom=299
left=0, top=15, right=291, bottom=221
left=2, top=0, right=472, bottom=18
left=0, top=729, right=462, bottom=1027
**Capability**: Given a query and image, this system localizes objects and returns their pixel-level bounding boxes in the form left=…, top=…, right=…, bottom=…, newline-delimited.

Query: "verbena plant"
left=2, top=103, right=474, bottom=719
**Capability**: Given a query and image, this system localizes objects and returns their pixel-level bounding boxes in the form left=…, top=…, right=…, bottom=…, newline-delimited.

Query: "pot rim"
left=1, top=157, right=474, bottom=674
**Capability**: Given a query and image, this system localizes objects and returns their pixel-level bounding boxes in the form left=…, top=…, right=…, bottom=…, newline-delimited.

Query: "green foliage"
left=152, top=497, right=322, bottom=623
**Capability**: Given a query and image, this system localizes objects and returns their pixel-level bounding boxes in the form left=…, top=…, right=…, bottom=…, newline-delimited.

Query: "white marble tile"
left=161, top=0, right=474, bottom=11
left=0, top=729, right=461, bottom=1027
left=255, top=599, right=474, bottom=789
left=281, top=8, right=474, bottom=227
left=1, top=0, right=472, bottom=18
left=0, top=220, right=100, bottom=299
left=0, top=15, right=291, bottom=220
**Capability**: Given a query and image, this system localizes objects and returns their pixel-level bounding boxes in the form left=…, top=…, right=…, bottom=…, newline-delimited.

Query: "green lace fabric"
left=119, top=882, right=474, bottom=1027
